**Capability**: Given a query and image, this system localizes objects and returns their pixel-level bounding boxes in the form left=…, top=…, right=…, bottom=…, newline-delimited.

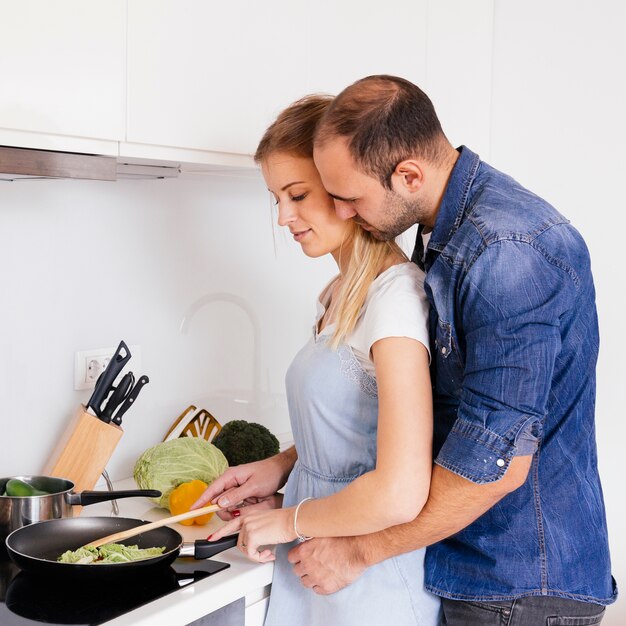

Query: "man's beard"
left=357, top=190, right=426, bottom=241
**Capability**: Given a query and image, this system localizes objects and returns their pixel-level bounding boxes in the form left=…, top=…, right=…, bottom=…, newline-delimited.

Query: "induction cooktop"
left=0, top=545, right=230, bottom=625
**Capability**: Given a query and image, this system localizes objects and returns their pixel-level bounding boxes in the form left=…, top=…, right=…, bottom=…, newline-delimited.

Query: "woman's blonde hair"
left=255, top=95, right=407, bottom=349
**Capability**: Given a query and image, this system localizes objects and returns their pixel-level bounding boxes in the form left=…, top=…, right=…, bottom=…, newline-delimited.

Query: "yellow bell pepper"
left=168, top=479, right=214, bottom=526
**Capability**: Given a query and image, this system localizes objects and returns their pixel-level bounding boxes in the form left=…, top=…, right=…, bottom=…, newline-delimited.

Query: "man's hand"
left=191, top=447, right=296, bottom=519
left=287, top=536, right=367, bottom=595
left=284, top=456, right=533, bottom=595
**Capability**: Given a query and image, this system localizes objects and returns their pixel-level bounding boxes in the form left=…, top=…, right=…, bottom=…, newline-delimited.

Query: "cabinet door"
left=300, top=0, right=493, bottom=157
left=127, top=0, right=307, bottom=155
left=0, top=0, right=126, bottom=147
left=245, top=595, right=269, bottom=626
left=302, top=0, right=428, bottom=95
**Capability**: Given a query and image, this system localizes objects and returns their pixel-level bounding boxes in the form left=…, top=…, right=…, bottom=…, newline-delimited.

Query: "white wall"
left=0, top=174, right=338, bottom=480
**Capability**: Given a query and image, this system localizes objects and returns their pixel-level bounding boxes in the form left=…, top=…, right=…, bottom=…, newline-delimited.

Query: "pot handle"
left=68, top=489, right=161, bottom=506
left=193, top=534, right=239, bottom=559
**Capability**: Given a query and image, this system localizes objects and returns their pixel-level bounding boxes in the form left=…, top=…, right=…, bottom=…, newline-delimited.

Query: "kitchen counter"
left=82, top=477, right=273, bottom=626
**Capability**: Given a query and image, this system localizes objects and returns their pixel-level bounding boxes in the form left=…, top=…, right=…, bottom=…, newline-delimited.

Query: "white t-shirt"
left=316, top=262, right=430, bottom=376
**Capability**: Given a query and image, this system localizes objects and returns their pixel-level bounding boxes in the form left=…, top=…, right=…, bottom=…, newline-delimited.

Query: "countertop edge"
left=103, top=556, right=273, bottom=625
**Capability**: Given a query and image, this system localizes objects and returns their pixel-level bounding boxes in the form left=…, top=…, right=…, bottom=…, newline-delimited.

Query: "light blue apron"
left=264, top=328, right=441, bottom=626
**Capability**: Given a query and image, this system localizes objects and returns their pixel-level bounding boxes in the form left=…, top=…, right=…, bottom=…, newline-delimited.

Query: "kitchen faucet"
left=179, top=292, right=261, bottom=411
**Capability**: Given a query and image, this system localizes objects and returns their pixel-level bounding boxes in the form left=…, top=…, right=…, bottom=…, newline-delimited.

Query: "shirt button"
left=441, top=346, right=447, bottom=355
left=496, top=459, right=505, bottom=467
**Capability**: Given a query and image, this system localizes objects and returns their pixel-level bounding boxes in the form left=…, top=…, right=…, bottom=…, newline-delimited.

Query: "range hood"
left=0, top=146, right=180, bottom=181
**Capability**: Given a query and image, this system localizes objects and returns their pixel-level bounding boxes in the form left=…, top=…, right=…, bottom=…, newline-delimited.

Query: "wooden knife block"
left=44, top=405, right=123, bottom=509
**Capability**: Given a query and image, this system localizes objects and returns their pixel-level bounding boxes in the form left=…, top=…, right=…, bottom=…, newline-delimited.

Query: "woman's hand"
left=224, top=493, right=284, bottom=520
left=190, top=447, right=296, bottom=519
left=209, top=507, right=297, bottom=563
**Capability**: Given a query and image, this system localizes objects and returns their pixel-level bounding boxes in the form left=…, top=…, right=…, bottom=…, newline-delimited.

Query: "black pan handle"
left=68, top=489, right=161, bottom=506
left=193, top=534, right=239, bottom=559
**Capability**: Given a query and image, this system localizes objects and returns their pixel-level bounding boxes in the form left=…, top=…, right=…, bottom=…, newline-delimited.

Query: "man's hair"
left=254, top=94, right=333, bottom=163
left=315, top=75, right=447, bottom=188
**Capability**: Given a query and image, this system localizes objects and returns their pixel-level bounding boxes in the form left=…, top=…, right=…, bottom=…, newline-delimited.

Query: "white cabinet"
left=0, top=0, right=494, bottom=167
left=126, top=0, right=307, bottom=157
left=124, top=0, right=432, bottom=161
left=245, top=585, right=271, bottom=626
left=301, top=0, right=429, bottom=95
left=0, top=0, right=126, bottom=155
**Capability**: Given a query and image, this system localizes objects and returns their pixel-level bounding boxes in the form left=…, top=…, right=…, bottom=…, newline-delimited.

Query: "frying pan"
left=5, top=516, right=238, bottom=580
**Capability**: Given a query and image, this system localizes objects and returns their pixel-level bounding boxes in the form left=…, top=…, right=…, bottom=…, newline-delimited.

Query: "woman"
left=195, top=95, right=440, bottom=625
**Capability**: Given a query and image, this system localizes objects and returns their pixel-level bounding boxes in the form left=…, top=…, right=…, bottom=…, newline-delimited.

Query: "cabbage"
left=133, top=437, right=228, bottom=508
left=58, top=544, right=166, bottom=564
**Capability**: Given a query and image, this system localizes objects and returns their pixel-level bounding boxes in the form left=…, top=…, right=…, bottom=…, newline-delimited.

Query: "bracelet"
left=294, top=496, right=313, bottom=542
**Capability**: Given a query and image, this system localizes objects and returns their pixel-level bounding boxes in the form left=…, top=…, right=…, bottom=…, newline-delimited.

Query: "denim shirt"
left=416, top=146, right=617, bottom=604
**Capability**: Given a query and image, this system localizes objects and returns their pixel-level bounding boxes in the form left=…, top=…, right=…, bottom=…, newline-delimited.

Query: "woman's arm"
left=294, top=336, right=432, bottom=538
left=209, top=336, right=432, bottom=559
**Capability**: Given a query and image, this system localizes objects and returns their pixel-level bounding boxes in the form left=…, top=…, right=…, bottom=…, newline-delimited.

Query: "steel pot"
left=0, top=475, right=160, bottom=539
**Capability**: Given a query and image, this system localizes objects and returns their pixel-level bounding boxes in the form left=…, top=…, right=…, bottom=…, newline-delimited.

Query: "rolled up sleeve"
left=435, top=239, right=575, bottom=483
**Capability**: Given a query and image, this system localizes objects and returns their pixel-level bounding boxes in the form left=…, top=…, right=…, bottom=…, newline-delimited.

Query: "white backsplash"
left=0, top=173, right=341, bottom=481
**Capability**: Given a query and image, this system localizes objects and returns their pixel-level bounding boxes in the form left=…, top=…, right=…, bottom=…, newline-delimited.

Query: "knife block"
left=44, top=405, right=123, bottom=510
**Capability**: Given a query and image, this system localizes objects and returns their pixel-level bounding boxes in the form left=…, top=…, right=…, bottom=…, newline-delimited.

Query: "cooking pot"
left=0, top=475, right=160, bottom=538
left=6, top=516, right=238, bottom=580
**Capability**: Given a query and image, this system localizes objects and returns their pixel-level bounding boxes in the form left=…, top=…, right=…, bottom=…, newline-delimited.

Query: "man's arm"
left=292, top=241, right=568, bottom=593
left=289, top=454, right=532, bottom=594
left=361, top=454, right=531, bottom=563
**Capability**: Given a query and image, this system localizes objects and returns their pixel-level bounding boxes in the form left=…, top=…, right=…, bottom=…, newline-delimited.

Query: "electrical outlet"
left=74, top=345, right=142, bottom=391
left=86, top=353, right=108, bottom=383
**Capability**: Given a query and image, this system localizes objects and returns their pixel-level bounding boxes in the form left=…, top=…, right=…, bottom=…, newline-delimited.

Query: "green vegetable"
left=4, top=479, right=49, bottom=497
left=58, top=544, right=165, bottom=564
left=133, top=437, right=228, bottom=508
left=212, top=420, right=279, bottom=466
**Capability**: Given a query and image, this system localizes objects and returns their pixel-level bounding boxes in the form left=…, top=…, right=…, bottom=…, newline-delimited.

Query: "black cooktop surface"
left=0, top=547, right=230, bottom=625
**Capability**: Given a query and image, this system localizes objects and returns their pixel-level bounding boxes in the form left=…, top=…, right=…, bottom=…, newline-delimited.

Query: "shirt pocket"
left=433, top=319, right=464, bottom=399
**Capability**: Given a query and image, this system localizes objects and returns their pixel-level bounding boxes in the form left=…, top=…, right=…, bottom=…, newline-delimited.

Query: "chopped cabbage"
left=58, top=544, right=165, bottom=564
left=133, top=437, right=228, bottom=508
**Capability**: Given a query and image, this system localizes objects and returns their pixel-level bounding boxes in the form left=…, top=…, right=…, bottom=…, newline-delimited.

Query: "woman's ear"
left=392, top=159, right=424, bottom=193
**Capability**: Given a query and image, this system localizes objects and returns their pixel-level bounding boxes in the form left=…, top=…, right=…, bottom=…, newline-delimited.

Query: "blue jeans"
left=440, top=596, right=605, bottom=625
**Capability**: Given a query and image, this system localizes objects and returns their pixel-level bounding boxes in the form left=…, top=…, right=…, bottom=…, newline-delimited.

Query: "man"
left=200, top=76, right=616, bottom=624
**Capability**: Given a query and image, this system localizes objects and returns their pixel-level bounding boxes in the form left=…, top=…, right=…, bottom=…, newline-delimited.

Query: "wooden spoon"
left=86, top=504, right=222, bottom=549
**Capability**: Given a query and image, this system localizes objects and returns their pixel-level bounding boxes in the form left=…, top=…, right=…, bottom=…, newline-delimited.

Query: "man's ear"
left=392, top=159, right=424, bottom=193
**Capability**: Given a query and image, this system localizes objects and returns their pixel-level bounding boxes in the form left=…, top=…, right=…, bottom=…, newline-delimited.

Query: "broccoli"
left=212, top=420, right=280, bottom=466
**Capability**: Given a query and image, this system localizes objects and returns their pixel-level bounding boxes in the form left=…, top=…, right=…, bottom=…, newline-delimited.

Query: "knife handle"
left=100, top=371, right=134, bottom=422
left=112, top=375, right=149, bottom=425
left=86, top=340, right=131, bottom=416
